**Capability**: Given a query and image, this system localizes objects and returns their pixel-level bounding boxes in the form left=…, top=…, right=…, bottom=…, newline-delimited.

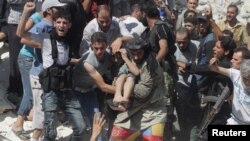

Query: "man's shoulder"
left=190, top=40, right=200, bottom=48
left=31, top=19, right=53, bottom=34
left=235, top=20, right=246, bottom=28
left=123, top=16, right=138, bottom=23
left=217, top=19, right=226, bottom=24
left=85, top=18, right=98, bottom=30
left=155, top=20, right=171, bottom=31
left=110, top=17, right=121, bottom=28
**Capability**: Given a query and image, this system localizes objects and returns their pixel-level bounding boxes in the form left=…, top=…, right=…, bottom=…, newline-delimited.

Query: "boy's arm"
left=84, top=62, right=116, bottom=94
left=119, top=48, right=140, bottom=76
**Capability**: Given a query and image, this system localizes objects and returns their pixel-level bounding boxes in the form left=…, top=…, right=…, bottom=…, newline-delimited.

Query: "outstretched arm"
left=209, top=57, right=229, bottom=77
left=84, top=62, right=116, bottom=94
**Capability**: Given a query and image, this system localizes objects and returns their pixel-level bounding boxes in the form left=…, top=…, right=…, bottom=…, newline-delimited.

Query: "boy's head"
left=90, top=32, right=108, bottom=61
left=53, top=10, right=72, bottom=37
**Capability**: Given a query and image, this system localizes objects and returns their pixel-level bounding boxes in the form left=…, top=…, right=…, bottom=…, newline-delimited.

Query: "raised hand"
left=111, top=37, right=123, bottom=54
left=23, top=2, right=35, bottom=13
left=209, top=57, right=218, bottom=71
left=203, top=4, right=213, bottom=19
left=90, top=113, right=106, bottom=141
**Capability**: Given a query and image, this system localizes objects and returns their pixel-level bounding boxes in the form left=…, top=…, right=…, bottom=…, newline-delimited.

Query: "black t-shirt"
left=64, top=0, right=87, bottom=58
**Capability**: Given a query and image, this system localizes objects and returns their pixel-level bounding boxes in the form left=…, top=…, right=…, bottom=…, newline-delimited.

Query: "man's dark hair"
left=234, top=47, right=250, bottom=59
left=176, top=27, right=190, bottom=40
left=144, top=5, right=159, bottom=19
left=227, top=4, right=238, bottom=14
left=91, top=32, right=107, bottom=44
left=96, top=4, right=112, bottom=17
left=218, top=35, right=236, bottom=58
left=53, top=9, right=71, bottom=22
left=184, top=9, right=197, bottom=18
left=184, top=16, right=198, bottom=25
left=186, top=0, right=199, bottom=2
left=222, top=29, right=233, bottom=38
left=130, top=4, right=142, bottom=14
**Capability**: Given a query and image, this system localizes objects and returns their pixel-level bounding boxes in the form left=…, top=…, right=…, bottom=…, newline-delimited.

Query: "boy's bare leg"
left=122, top=76, right=134, bottom=102
left=118, top=76, right=134, bottom=111
left=113, top=74, right=127, bottom=103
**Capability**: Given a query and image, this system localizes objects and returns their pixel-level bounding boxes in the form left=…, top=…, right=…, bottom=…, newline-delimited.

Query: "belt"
left=74, top=87, right=95, bottom=93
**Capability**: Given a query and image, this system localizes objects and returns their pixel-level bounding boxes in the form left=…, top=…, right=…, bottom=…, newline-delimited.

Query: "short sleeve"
left=118, top=63, right=129, bottom=76
left=30, top=12, right=42, bottom=24
left=156, top=24, right=170, bottom=40
left=228, top=68, right=240, bottom=81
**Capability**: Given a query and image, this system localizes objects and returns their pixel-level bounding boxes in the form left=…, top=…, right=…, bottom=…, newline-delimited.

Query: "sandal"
left=11, top=129, right=30, bottom=140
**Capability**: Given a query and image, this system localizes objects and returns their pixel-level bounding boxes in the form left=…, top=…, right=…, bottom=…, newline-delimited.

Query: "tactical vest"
left=39, top=34, right=73, bottom=92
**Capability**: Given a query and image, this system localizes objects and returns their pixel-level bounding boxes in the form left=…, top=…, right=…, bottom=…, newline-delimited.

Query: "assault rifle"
left=198, top=83, right=230, bottom=139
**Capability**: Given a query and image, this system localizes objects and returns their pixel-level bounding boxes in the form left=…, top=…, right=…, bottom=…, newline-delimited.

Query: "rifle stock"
left=198, top=83, right=230, bottom=139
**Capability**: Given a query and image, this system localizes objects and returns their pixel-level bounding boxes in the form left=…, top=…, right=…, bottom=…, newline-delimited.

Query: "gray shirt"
left=175, top=40, right=198, bottom=86
left=72, top=50, right=112, bottom=92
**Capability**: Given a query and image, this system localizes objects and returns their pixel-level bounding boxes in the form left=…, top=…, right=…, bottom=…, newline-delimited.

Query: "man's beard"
left=141, top=18, right=148, bottom=27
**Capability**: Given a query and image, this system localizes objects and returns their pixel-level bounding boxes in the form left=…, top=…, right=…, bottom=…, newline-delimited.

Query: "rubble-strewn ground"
left=0, top=111, right=73, bottom=141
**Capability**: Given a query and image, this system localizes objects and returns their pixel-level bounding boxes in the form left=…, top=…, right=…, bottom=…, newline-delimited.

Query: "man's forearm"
left=16, top=10, right=31, bottom=37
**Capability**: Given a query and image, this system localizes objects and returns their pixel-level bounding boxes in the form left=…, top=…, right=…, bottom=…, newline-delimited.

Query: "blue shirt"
left=29, top=18, right=54, bottom=76
left=20, top=12, right=42, bottom=58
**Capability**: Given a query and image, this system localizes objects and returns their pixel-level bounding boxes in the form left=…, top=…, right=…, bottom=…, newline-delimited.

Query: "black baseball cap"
left=126, top=37, right=149, bottom=50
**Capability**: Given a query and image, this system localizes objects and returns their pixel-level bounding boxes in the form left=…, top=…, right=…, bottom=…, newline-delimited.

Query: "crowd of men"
left=0, top=0, right=250, bottom=141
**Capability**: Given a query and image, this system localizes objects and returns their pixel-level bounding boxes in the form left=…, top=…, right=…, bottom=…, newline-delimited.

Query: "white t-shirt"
left=80, top=17, right=132, bottom=54
left=32, top=33, right=69, bottom=69
left=227, top=68, right=250, bottom=125
left=123, top=16, right=146, bottom=37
